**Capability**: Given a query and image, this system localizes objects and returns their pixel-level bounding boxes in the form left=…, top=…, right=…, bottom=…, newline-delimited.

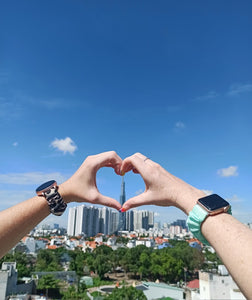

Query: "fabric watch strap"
left=187, top=204, right=210, bottom=245
left=187, top=204, right=232, bottom=245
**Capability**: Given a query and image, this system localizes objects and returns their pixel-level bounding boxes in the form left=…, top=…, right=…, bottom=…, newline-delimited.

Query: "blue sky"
left=1, top=1, right=252, bottom=228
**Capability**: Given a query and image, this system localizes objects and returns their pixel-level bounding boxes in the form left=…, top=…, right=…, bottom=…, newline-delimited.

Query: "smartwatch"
left=187, top=194, right=232, bottom=245
left=36, top=180, right=67, bottom=216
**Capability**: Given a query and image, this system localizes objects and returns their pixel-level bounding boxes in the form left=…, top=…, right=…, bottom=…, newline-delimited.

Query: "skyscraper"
left=67, top=205, right=118, bottom=237
left=118, top=176, right=126, bottom=231
left=67, top=207, right=77, bottom=236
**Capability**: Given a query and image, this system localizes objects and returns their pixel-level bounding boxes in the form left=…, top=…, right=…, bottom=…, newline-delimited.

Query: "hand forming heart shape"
left=61, top=151, right=204, bottom=216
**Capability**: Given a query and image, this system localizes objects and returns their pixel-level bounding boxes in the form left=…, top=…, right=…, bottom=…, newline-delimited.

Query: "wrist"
left=175, top=186, right=206, bottom=215
left=58, top=181, right=73, bottom=204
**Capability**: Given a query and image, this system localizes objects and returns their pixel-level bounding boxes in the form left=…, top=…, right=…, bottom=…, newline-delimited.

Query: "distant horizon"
left=1, top=1, right=252, bottom=229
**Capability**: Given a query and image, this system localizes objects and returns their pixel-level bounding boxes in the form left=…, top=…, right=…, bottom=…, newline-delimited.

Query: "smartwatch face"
left=36, top=180, right=56, bottom=193
left=198, top=194, right=230, bottom=212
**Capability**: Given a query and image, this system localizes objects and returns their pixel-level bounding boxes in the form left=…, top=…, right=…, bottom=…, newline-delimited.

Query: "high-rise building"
left=118, top=176, right=126, bottom=231
left=126, top=210, right=134, bottom=231
left=67, top=207, right=77, bottom=236
left=67, top=205, right=119, bottom=237
left=133, top=210, right=154, bottom=231
left=171, top=219, right=187, bottom=229
left=110, top=211, right=119, bottom=234
left=99, top=207, right=110, bottom=235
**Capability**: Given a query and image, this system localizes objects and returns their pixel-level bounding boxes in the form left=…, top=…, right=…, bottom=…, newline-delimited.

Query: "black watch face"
left=198, top=194, right=229, bottom=211
left=36, top=180, right=56, bottom=193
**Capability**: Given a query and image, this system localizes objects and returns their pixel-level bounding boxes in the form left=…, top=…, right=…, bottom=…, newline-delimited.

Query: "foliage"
left=91, top=290, right=103, bottom=296
left=0, top=240, right=212, bottom=287
left=116, top=236, right=129, bottom=245
left=202, top=249, right=223, bottom=270
left=69, top=248, right=88, bottom=276
left=37, top=274, right=60, bottom=298
left=0, top=252, right=34, bottom=278
left=62, top=285, right=89, bottom=300
left=93, top=254, right=112, bottom=279
left=105, top=286, right=147, bottom=300
left=35, top=249, right=63, bottom=271
left=90, top=277, right=113, bottom=287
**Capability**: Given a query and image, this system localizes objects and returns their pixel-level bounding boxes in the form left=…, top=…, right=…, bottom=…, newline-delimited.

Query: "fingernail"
left=121, top=171, right=125, bottom=176
left=119, top=207, right=127, bottom=213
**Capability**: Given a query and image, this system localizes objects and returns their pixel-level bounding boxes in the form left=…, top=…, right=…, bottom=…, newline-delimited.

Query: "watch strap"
left=45, top=186, right=67, bottom=216
left=187, top=204, right=210, bottom=245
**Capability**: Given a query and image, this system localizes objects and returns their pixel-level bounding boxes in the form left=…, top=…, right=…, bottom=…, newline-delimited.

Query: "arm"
left=120, top=152, right=252, bottom=299
left=0, top=151, right=123, bottom=258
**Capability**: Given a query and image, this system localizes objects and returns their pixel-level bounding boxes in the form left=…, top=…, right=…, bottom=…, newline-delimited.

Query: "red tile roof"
left=187, top=279, right=199, bottom=289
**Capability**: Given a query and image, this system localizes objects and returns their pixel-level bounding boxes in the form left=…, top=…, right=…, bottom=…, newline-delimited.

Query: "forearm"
left=201, top=213, right=252, bottom=298
left=176, top=185, right=252, bottom=297
left=0, top=196, right=50, bottom=258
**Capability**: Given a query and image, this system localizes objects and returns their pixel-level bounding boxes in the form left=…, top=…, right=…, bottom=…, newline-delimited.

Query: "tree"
left=35, top=249, right=63, bottom=272
left=69, top=248, right=88, bottom=276
left=105, top=286, right=147, bottom=300
left=139, top=252, right=151, bottom=280
left=62, top=285, right=89, bottom=300
left=37, top=274, right=60, bottom=298
left=0, top=252, right=34, bottom=278
left=93, top=254, right=112, bottom=279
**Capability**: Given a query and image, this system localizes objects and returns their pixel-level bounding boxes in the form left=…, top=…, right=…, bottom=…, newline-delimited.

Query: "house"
left=0, top=262, right=35, bottom=299
left=136, top=281, right=184, bottom=300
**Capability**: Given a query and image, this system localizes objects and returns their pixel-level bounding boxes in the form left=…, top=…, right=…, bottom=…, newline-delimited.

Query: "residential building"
left=67, top=206, right=77, bottom=236
left=0, top=262, right=35, bottom=299
left=198, top=267, right=246, bottom=300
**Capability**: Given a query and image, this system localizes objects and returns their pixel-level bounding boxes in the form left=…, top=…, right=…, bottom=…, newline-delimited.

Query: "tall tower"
left=67, top=207, right=77, bottom=236
left=118, top=176, right=126, bottom=231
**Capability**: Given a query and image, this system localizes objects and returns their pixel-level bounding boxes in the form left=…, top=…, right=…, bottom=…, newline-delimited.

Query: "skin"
left=0, top=151, right=251, bottom=297
left=120, top=152, right=252, bottom=299
left=0, top=151, right=122, bottom=258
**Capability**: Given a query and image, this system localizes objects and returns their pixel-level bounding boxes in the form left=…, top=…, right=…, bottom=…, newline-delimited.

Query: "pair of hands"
left=61, top=151, right=205, bottom=215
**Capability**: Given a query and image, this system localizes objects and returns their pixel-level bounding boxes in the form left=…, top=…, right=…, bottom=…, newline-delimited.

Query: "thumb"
left=120, top=192, right=151, bottom=212
left=97, top=193, right=122, bottom=211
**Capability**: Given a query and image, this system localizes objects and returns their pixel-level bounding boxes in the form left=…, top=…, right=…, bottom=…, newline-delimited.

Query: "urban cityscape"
left=0, top=177, right=250, bottom=299
left=1, top=1, right=252, bottom=299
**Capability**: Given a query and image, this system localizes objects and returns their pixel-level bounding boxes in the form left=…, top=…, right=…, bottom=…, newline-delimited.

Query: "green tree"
left=62, top=285, right=89, bottom=300
left=124, top=245, right=152, bottom=278
left=105, top=286, right=147, bottom=300
left=93, top=254, right=112, bottom=279
left=35, top=249, right=63, bottom=271
left=37, top=274, right=60, bottom=298
left=93, top=244, right=113, bottom=256
left=69, top=248, right=88, bottom=276
left=139, top=252, right=151, bottom=280
left=0, top=252, right=34, bottom=278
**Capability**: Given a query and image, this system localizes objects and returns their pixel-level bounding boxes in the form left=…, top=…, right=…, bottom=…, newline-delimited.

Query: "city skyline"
left=1, top=1, right=252, bottom=228
left=67, top=203, right=155, bottom=237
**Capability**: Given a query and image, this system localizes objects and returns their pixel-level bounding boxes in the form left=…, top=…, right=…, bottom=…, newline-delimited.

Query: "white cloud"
left=175, top=121, right=185, bottom=129
left=0, top=172, right=66, bottom=185
left=194, top=91, right=219, bottom=102
left=50, top=137, right=77, bottom=154
left=12, top=142, right=18, bottom=147
left=217, top=166, right=238, bottom=177
left=227, top=83, right=252, bottom=96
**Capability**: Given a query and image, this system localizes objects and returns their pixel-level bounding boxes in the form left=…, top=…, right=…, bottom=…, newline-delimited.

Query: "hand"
left=120, top=152, right=205, bottom=215
left=60, top=151, right=123, bottom=211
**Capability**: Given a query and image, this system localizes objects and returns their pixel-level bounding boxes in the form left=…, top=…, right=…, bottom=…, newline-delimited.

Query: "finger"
left=121, top=153, right=154, bottom=178
left=96, top=194, right=122, bottom=211
left=90, top=151, right=123, bottom=175
left=120, top=192, right=153, bottom=211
